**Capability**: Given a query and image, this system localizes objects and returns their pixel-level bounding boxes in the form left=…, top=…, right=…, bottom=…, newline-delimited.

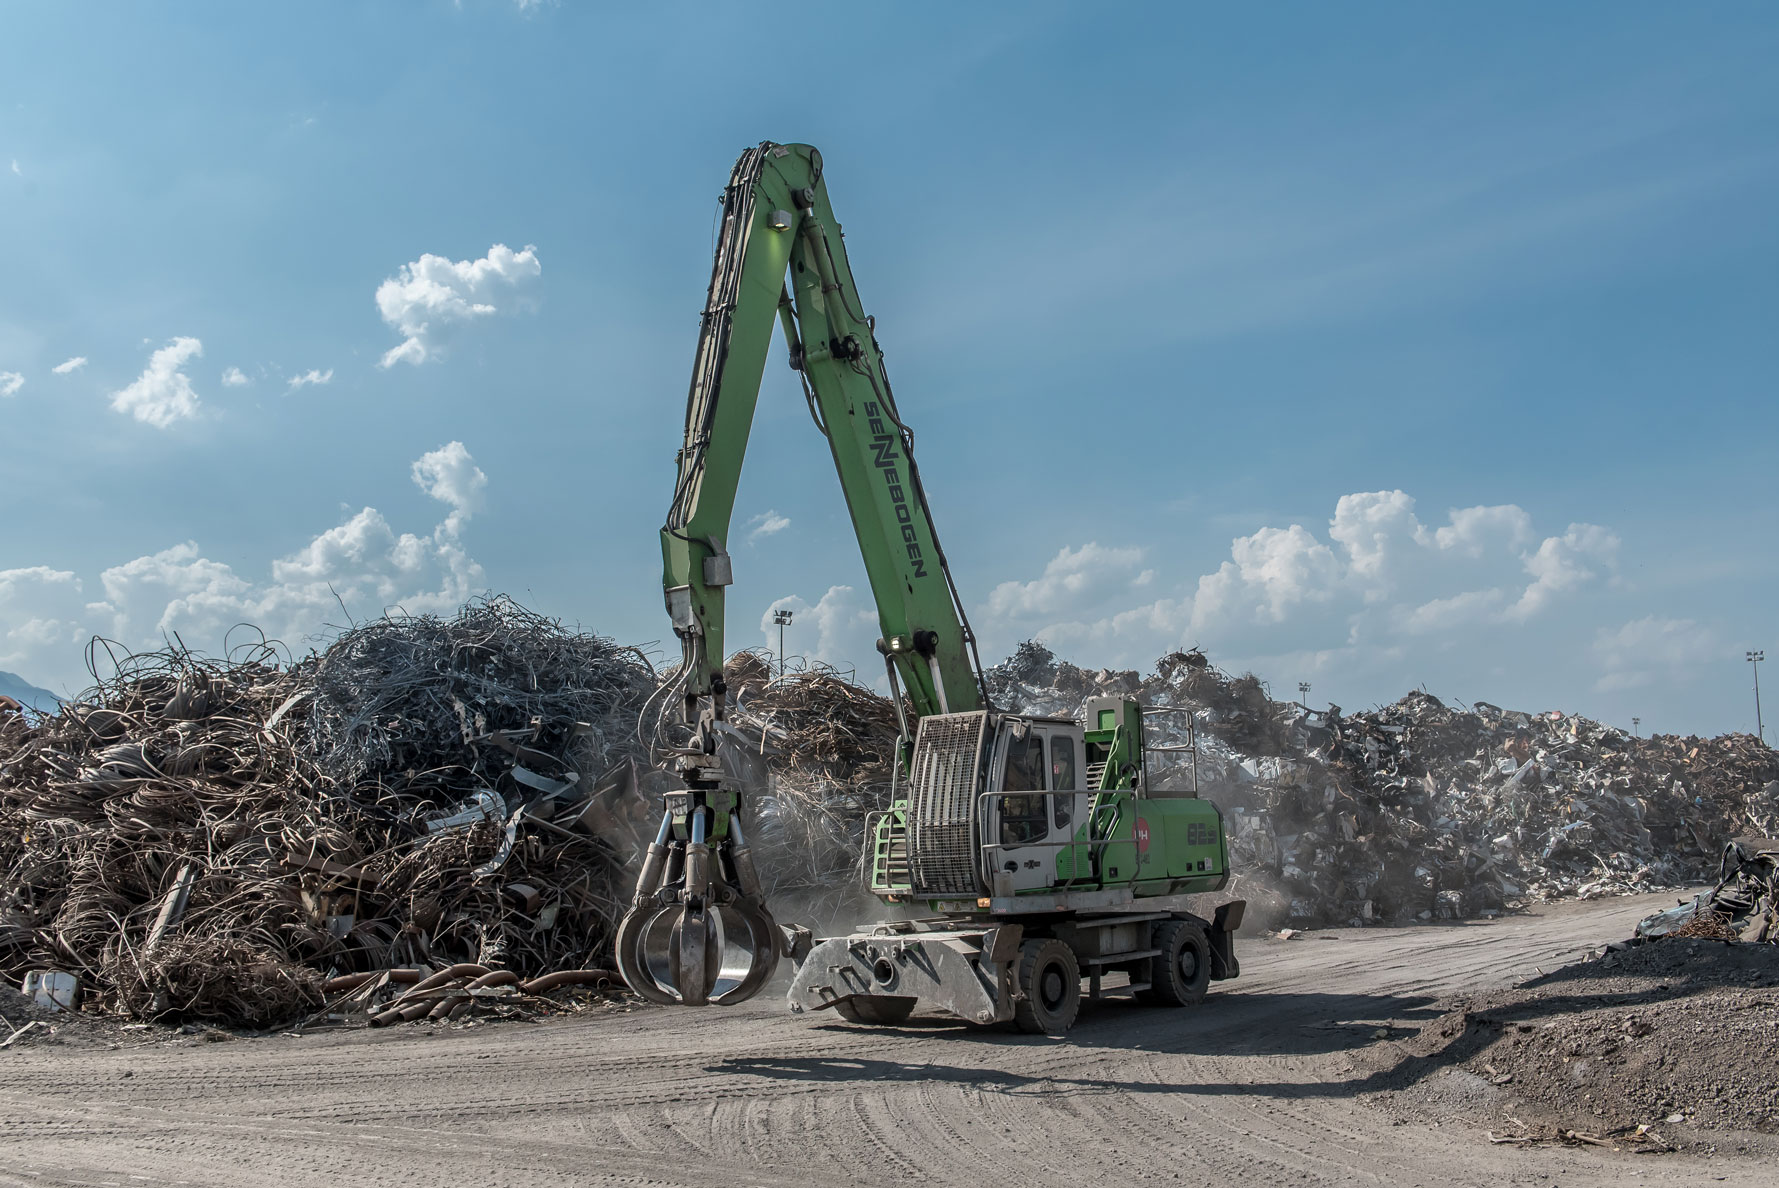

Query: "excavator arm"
left=662, top=141, right=984, bottom=725
left=619, top=142, right=988, bottom=1006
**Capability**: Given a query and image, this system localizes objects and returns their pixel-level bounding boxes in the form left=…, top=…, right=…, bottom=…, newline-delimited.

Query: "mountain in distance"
left=0, top=671, right=61, bottom=713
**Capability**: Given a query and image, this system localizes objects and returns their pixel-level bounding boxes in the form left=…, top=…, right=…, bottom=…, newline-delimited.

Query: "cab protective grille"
left=906, top=711, right=988, bottom=897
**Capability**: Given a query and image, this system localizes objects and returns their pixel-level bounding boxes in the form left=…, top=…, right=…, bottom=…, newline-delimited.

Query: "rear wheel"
left=833, top=995, right=917, bottom=1025
left=1137, top=919, right=1210, bottom=1007
left=1014, top=938, right=1081, bottom=1035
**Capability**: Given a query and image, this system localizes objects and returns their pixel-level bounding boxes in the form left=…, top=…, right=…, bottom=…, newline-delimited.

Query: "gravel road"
left=3, top=890, right=1770, bottom=1187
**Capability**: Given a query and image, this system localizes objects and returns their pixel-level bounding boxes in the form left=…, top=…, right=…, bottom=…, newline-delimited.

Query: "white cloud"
left=5, top=446, right=491, bottom=690
left=973, top=489, right=1625, bottom=685
left=1592, top=615, right=1720, bottom=693
left=410, top=441, right=487, bottom=533
left=747, top=510, right=791, bottom=542
left=8, top=160, right=18, bottom=176
left=1505, top=523, right=1618, bottom=621
left=987, top=542, right=1147, bottom=619
left=1395, top=588, right=1505, bottom=635
left=1197, top=523, right=1343, bottom=624
left=286, top=368, right=333, bottom=391
left=221, top=367, right=250, bottom=387
left=1329, top=489, right=1420, bottom=587
left=0, top=566, right=83, bottom=674
left=51, top=356, right=87, bottom=375
left=375, top=243, right=541, bottom=367
left=1431, top=504, right=1533, bottom=557
left=0, top=372, right=22, bottom=398
left=758, top=587, right=879, bottom=677
left=111, top=337, right=202, bottom=428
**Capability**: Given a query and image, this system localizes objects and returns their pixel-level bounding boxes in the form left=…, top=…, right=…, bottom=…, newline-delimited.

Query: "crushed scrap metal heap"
left=0, top=597, right=655, bottom=1028
left=989, top=642, right=1779, bottom=928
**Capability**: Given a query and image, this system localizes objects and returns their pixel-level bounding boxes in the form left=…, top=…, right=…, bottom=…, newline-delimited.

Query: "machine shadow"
left=751, top=987, right=1443, bottom=1056
left=708, top=987, right=1486, bottom=1104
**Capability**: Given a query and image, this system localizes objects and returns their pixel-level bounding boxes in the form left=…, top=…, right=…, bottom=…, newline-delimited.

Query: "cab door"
left=1046, top=730, right=1092, bottom=887
left=990, top=725, right=1089, bottom=894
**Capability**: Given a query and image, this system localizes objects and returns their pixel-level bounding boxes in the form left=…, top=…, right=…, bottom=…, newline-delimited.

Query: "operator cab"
left=981, top=716, right=1089, bottom=895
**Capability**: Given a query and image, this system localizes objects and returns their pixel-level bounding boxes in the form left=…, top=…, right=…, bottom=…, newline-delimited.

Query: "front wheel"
left=1137, top=919, right=1211, bottom=1007
left=1014, top=938, right=1081, bottom=1035
left=833, top=995, right=917, bottom=1025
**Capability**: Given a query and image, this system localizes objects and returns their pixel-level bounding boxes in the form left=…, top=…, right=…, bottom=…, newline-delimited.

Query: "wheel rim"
left=1041, top=965, right=1066, bottom=1010
left=1178, top=945, right=1199, bottom=983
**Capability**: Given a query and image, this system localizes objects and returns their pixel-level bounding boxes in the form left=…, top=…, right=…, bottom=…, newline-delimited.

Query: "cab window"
left=1002, top=730, right=1044, bottom=791
left=1000, top=730, right=1048, bottom=845
left=1049, top=735, right=1077, bottom=791
left=1048, top=734, right=1077, bottom=829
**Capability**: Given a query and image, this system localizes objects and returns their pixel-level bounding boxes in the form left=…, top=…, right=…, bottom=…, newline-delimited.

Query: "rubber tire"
left=1138, top=919, right=1211, bottom=1007
left=1014, top=938, right=1081, bottom=1035
left=833, top=995, right=917, bottom=1025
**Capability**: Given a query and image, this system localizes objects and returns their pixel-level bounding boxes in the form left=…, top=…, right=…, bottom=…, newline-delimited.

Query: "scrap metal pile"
left=6, top=605, right=1775, bottom=1027
left=0, top=598, right=656, bottom=1028
left=713, top=652, right=902, bottom=922
left=989, top=643, right=1779, bottom=929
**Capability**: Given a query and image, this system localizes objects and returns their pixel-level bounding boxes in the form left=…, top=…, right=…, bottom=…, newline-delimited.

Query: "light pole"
left=1749, top=651, right=1766, bottom=743
left=1632, top=717, right=1640, bottom=737
left=1298, top=681, right=1311, bottom=707
left=773, top=609, right=794, bottom=678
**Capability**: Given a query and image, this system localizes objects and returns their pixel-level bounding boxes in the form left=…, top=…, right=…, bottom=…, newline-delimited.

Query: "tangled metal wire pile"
left=0, top=598, right=656, bottom=1029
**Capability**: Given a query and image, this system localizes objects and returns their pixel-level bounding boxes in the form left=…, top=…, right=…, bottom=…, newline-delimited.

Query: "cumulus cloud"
left=747, top=510, right=791, bottom=542
left=0, top=372, right=22, bottom=398
left=1505, top=523, right=1619, bottom=621
left=286, top=368, right=333, bottom=391
left=758, top=587, right=879, bottom=676
left=375, top=243, right=541, bottom=367
left=1431, top=504, right=1533, bottom=557
left=410, top=441, right=487, bottom=532
left=975, top=490, right=1623, bottom=687
left=221, top=367, right=250, bottom=387
left=51, top=356, right=87, bottom=375
left=111, top=337, right=202, bottom=427
left=988, top=543, right=1147, bottom=619
left=1, top=446, right=491, bottom=690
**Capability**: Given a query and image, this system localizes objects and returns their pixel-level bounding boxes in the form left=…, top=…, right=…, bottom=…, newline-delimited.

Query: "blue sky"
left=1, top=2, right=1774, bottom=736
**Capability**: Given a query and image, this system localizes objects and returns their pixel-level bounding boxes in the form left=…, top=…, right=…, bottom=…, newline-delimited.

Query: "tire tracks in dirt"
left=2, top=891, right=1771, bottom=1187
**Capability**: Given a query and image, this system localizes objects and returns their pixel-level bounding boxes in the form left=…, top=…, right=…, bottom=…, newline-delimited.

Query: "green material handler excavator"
left=613, top=142, right=1245, bottom=1034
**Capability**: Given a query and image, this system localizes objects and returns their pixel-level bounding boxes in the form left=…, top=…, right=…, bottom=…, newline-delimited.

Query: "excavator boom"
left=619, top=143, right=986, bottom=1006
left=662, top=142, right=984, bottom=722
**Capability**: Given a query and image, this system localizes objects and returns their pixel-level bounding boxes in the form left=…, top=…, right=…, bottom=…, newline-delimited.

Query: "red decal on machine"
left=1135, top=818, right=1150, bottom=853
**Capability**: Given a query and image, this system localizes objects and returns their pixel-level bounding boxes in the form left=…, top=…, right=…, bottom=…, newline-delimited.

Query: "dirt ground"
left=4, top=890, right=1776, bottom=1187
left=1376, top=935, right=1779, bottom=1148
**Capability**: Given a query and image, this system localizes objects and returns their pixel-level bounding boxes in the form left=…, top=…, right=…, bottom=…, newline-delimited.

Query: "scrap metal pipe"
left=322, top=967, right=427, bottom=994
left=519, top=969, right=619, bottom=994
left=397, top=963, right=489, bottom=998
